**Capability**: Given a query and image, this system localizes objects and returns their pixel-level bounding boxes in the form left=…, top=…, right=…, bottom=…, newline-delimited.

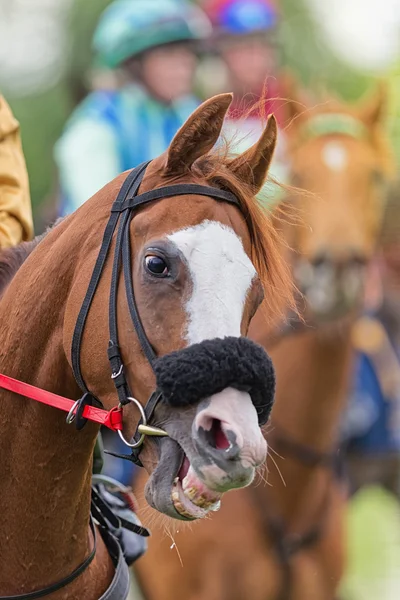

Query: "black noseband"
left=154, top=337, right=275, bottom=426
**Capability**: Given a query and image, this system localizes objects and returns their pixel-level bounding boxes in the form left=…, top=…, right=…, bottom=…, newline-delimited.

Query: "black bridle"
left=70, top=161, right=242, bottom=464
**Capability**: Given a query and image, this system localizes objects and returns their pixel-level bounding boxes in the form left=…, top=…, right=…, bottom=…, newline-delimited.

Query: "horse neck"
left=272, top=327, right=353, bottom=450
left=264, top=326, right=353, bottom=521
left=0, top=222, right=112, bottom=595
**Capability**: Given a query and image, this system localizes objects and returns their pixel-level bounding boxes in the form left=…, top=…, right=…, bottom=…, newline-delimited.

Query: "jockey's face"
left=220, top=33, right=277, bottom=92
left=140, top=43, right=197, bottom=104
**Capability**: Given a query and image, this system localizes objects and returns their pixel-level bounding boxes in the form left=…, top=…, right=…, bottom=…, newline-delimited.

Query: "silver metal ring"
left=117, top=396, right=147, bottom=448
left=66, top=399, right=80, bottom=425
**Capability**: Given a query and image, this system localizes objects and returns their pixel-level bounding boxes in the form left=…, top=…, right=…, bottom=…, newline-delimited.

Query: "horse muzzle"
left=143, top=337, right=275, bottom=520
left=294, top=256, right=366, bottom=323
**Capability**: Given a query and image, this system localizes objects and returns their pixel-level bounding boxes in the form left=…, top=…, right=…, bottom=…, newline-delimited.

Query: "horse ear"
left=228, top=115, right=278, bottom=193
left=357, top=81, right=387, bottom=126
left=165, top=93, right=233, bottom=175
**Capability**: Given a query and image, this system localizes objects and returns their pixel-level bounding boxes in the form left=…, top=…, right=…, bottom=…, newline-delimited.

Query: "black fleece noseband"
left=155, top=337, right=275, bottom=426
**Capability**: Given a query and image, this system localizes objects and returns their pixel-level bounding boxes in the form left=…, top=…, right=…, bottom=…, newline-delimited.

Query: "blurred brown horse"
left=132, top=84, right=394, bottom=600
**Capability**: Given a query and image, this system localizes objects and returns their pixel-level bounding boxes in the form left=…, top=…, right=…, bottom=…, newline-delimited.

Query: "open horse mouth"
left=145, top=437, right=223, bottom=521
left=171, top=456, right=221, bottom=520
left=144, top=388, right=268, bottom=521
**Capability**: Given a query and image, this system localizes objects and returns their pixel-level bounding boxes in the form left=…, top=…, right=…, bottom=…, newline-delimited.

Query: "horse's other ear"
left=165, top=93, right=233, bottom=175
left=228, top=114, right=278, bottom=193
left=357, top=81, right=387, bottom=126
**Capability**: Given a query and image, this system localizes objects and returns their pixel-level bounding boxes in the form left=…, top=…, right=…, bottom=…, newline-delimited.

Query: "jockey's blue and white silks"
left=54, top=85, right=199, bottom=215
left=342, top=316, right=400, bottom=454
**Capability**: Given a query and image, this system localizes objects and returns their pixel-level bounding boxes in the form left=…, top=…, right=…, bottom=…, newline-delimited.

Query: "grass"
left=340, top=485, right=400, bottom=600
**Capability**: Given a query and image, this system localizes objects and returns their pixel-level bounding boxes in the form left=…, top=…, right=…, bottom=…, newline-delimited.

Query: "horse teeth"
left=183, top=487, right=217, bottom=509
left=171, top=478, right=221, bottom=518
left=183, top=486, right=198, bottom=500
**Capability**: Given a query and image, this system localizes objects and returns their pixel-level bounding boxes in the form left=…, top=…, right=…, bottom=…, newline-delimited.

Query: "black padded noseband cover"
left=154, top=336, right=275, bottom=426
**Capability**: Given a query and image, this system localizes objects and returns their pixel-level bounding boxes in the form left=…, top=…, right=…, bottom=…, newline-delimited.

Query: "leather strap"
left=112, top=183, right=240, bottom=213
left=122, top=211, right=156, bottom=367
left=0, top=373, right=123, bottom=431
left=3, top=161, right=243, bottom=459
left=271, top=426, right=335, bottom=468
left=71, top=162, right=149, bottom=395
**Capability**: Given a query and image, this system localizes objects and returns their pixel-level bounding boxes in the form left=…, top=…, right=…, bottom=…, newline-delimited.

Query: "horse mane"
left=0, top=238, right=41, bottom=299
left=193, top=152, right=294, bottom=321
left=0, top=220, right=63, bottom=299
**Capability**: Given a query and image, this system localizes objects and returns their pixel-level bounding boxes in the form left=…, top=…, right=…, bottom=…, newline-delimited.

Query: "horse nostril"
left=208, top=419, right=230, bottom=450
left=311, top=252, right=330, bottom=268
left=195, top=413, right=233, bottom=452
left=349, top=253, right=367, bottom=268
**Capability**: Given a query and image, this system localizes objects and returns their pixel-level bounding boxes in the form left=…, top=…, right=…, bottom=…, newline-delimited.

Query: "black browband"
left=70, top=161, right=241, bottom=463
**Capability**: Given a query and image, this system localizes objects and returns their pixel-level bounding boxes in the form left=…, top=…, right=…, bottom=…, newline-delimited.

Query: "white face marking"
left=168, top=220, right=256, bottom=344
left=322, top=141, right=348, bottom=172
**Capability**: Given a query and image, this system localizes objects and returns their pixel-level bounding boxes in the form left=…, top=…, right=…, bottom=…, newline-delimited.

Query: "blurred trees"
left=279, top=0, right=369, bottom=99
left=1, top=0, right=391, bottom=231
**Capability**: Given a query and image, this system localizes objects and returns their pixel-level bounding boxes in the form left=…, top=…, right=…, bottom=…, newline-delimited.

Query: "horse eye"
left=145, top=255, right=169, bottom=277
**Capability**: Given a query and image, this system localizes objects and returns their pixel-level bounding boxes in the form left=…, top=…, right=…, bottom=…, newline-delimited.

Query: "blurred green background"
left=1, top=0, right=390, bottom=231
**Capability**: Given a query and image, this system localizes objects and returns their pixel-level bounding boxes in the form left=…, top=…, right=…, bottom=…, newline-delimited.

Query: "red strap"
left=0, top=373, right=123, bottom=431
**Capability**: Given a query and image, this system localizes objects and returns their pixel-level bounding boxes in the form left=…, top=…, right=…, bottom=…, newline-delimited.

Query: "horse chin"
left=143, top=437, right=222, bottom=521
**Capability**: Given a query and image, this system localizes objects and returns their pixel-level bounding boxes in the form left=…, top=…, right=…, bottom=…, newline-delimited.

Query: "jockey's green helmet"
left=93, top=0, right=212, bottom=69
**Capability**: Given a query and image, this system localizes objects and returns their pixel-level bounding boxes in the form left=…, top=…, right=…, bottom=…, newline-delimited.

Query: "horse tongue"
left=178, top=456, right=190, bottom=481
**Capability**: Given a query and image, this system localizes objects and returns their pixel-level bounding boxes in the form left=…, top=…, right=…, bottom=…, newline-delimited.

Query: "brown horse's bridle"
left=0, top=161, right=246, bottom=600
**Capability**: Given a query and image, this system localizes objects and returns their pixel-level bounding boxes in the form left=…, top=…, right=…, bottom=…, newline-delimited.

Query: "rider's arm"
left=54, top=118, right=121, bottom=214
left=0, top=95, right=33, bottom=247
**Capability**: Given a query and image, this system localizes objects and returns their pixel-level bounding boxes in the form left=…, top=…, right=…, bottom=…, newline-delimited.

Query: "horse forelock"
left=191, top=153, right=294, bottom=322
left=288, top=101, right=395, bottom=177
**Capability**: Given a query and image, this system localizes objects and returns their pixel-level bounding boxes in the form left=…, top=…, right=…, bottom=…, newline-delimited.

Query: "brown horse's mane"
left=0, top=240, right=39, bottom=299
left=0, top=221, right=62, bottom=299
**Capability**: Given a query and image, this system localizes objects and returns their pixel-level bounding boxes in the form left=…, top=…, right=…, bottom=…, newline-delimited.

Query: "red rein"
left=0, top=373, right=123, bottom=431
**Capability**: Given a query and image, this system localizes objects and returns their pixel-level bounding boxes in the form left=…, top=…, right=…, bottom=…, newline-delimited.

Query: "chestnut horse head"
left=281, top=82, right=394, bottom=322
left=0, top=95, right=291, bottom=528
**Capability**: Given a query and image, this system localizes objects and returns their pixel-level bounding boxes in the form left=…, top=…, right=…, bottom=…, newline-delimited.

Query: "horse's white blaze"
left=322, top=141, right=348, bottom=172
left=168, top=220, right=256, bottom=344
